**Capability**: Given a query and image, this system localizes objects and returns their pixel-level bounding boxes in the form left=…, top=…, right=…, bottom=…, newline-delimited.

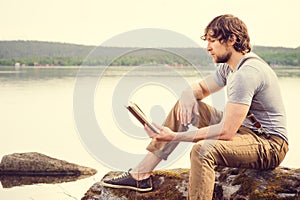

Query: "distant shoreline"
left=1, top=65, right=300, bottom=79
left=1, top=40, right=300, bottom=67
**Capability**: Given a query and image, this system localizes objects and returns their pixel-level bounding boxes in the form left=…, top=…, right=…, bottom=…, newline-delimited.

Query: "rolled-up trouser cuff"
left=146, top=140, right=180, bottom=160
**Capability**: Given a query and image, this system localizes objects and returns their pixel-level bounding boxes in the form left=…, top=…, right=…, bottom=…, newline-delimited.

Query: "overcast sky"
left=1, top=0, right=299, bottom=48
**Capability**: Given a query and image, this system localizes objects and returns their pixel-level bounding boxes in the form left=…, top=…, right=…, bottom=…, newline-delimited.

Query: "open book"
left=126, top=102, right=160, bottom=134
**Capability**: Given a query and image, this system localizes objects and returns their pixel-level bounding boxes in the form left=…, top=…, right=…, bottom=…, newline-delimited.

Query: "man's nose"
left=206, top=43, right=212, bottom=52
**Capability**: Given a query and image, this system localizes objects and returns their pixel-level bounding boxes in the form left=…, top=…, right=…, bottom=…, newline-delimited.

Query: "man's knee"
left=190, top=140, right=217, bottom=162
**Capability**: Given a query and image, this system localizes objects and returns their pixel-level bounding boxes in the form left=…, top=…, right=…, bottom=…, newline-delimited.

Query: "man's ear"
left=228, top=34, right=237, bottom=45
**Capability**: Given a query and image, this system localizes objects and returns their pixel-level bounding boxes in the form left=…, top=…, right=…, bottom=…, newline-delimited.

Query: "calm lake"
left=0, top=65, right=299, bottom=199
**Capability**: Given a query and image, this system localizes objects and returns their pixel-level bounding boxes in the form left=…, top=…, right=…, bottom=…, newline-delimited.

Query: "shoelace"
left=112, top=171, right=130, bottom=181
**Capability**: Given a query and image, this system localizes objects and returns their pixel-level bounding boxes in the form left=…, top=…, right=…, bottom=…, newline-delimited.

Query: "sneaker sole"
left=100, top=181, right=153, bottom=192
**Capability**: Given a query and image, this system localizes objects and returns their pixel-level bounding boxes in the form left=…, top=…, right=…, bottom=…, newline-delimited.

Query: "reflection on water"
left=274, top=67, right=300, bottom=77
left=0, top=65, right=299, bottom=199
left=1, top=65, right=299, bottom=81
left=0, top=174, right=93, bottom=188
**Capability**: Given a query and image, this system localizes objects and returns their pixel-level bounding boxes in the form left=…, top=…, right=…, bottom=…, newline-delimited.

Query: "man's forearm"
left=190, top=82, right=205, bottom=100
left=175, top=122, right=233, bottom=142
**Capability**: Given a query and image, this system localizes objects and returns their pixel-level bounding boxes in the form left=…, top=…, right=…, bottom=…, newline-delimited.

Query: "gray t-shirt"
left=213, top=53, right=288, bottom=143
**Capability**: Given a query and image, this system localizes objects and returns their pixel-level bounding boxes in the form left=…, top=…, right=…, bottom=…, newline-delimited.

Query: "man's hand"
left=144, top=123, right=176, bottom=142
left=176, top=88, right=199, bottom=126
left=176, top=77, right=223, bottom=126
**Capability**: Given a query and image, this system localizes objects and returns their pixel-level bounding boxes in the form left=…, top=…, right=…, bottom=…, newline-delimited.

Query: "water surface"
left=0, top=66, right=299, bottom=199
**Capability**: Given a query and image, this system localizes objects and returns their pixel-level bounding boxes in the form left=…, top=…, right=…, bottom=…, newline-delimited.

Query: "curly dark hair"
left=201, top=14, right=252, bottom=54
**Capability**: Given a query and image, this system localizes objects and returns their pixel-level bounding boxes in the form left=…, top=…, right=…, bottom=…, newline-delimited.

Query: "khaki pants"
left=146, top=100, right=288, bottom=200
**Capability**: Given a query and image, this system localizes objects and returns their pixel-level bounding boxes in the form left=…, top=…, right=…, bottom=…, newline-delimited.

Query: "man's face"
left=205, top=35, right=232, bottom=63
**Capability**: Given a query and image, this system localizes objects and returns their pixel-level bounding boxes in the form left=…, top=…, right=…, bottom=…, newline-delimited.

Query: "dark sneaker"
left=101, top=169, right=153, bottom=192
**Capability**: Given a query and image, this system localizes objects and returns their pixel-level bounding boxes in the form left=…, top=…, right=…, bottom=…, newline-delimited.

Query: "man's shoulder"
left=241, top=53, right=268, bottom=68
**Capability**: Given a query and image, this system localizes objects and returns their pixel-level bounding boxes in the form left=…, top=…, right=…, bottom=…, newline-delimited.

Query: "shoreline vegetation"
left=0, top=40, right=300, bottom=67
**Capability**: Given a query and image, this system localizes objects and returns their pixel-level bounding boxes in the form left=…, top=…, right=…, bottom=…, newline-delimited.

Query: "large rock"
left=0, top=152, right=97, bottom=176
left=0, top=152, right=97, bottom=188
left=82, top=167, right=300, bottom=200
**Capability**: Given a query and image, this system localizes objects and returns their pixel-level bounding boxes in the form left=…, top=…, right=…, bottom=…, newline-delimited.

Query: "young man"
left=101, top=14, right=288, bottom=199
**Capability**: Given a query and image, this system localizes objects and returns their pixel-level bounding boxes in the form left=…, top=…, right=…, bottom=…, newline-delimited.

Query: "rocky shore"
left=82, top=167, right=300, bottom=200
left=0, top=152, right=97, bottom=188
left=1, top=152, right=299, bottom=199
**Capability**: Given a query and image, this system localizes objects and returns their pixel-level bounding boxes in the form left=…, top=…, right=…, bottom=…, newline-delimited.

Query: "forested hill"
left=0, top=40, right=299, bottom=66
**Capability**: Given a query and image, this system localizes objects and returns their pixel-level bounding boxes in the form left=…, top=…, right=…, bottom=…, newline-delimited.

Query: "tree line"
left=0, top=41, right=299, bottom=67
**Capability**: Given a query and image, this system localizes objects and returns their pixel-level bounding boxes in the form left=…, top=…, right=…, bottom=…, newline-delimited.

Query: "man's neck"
left=226, top=52, right=245, bottom=71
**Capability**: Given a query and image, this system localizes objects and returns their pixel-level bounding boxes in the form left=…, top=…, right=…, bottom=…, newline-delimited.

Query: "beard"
left=214, top=51, right=232, bottom=63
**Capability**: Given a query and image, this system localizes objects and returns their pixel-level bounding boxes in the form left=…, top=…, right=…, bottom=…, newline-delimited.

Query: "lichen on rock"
left=82, top=167, right=300, bottom=200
